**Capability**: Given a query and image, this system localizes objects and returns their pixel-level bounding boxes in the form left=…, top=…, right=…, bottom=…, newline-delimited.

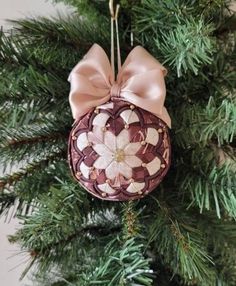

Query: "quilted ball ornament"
left=68, top=44, right=171, bottom=201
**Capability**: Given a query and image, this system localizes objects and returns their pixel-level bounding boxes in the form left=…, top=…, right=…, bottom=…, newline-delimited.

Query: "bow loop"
left=68, top=44, right=171, bottom=127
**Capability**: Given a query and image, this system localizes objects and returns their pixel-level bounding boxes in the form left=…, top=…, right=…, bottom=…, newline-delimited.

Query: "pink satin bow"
left=68, top=44, right=171, bottom=127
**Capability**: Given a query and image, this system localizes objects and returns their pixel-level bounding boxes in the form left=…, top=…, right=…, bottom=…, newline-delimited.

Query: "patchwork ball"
left=68, top=98, right=171, bottom=201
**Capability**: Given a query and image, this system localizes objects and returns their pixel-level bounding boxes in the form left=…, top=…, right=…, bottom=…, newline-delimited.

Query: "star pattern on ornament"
left=93, top=129, right=142, bottom=180
left=69, top=100, right=171, bottom=200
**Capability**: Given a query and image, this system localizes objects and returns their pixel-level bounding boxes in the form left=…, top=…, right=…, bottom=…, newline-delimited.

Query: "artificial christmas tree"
left=0, top=0, right=236, bottom=285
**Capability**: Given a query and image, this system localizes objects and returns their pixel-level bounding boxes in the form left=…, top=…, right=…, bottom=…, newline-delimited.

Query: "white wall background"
left=0, top=0, right=70, bottom=28
left=0, top=2, right=71, bottom=286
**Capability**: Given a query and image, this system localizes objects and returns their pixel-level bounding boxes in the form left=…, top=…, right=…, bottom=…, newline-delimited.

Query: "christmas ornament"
left=68, top=1, right=171, bottom=201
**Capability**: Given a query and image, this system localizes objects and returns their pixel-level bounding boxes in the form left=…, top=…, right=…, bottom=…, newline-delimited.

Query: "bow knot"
left=68, top=44, right=171, bottom=128
left=110, top=82, right=121, bottom=98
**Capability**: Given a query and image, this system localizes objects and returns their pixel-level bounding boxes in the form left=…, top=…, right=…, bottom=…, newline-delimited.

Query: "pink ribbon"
left=68, top=44, right=171, bottom=128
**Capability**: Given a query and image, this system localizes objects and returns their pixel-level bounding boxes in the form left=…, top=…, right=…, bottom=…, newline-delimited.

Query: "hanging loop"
left=109, top=0, right=121, bottom=79
left=109, top=0, right=120, bottom=20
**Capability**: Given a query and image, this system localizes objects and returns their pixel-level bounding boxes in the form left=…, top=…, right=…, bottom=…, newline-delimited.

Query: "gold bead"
left=129, top=178, right=134, bottom=183
left=138, top=191, right=142, bottom=195
left=101, top=192, right=107, bottom=197
left=88, top=142, right=93, bottom=147
left=141, top=140, right=146, bottom=146
left=101, top=127, right=107, bottom=132
left=90, top=166, right=95, bottom=171
left=141, top=163, right=147, bottom=167
left=130, top=105, right=135, bottom=110
left=76, top=171, right=82, bottom=177
left=161, top=164, right=165, bottom=168
left=145, top=190, right=149, bottom=195
left=158, top=128, right=163, bottom=133
left=72, top=136, right=77, bottom=140
left=124, top=124, right=129, bottom=129
left=106, top=179, right=110, bottom=184
left=94, top=107, right=99, bottom=114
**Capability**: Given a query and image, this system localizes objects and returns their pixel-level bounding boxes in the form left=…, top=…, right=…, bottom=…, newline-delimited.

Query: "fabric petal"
left=94, top=155, right=113, bottom=169
left=104, top=131, right=116, bottom=152
left=120, top=110, right=139, bottom=124
left=106, top=161, right=120, bottom=180
left=76, top=132, right=88, bottom=151
left=146, top=128, right=159, bottom=145
left=126, top=182, right=145, bottom=193
left=80, top=162, right=90, bottom=179
left=116, top=129, right=130, bottom=149
left=124, top=155, right=142, bottom=168
left=92, top=113, right=110, bottom=127
left=88, top=126, right=104, bottom=144
left=118, top=162, right=132, bottom=179
left=93, top=144, right=113, bottom=157
left=97, top=183, right=116, bottom=194
left=124, top=142, right=141, bottom=155
left=146, top=157, right=161, bottom=175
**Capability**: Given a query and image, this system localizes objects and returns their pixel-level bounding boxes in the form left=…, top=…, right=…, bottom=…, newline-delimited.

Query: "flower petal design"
left=92, top=112, right=110, bottom=127
left=80, top=161, right=90, bottom=179
left=94, top=155, right=113, bottom=169
left=146, top=157, right=161, bottom=175
left=145, top=128, right=159, bottom=146
left=69, top=100, right=171, bottom=200
left=97, top=183, right=116, bottom=194
left=104, top=131, right=116, bottom=152
left=118, top=162, right=132, bottom=179
left=124, top=155, right=142, bottom=168
left=116, top=129, right=130, bottom=149
left=88, top=126, right=104, bottom=144
left=105, top=161, right=120, bottom=180
left=77, top=132, right=89, bottom=151
left=120, top=110, right=139, bottom=124
left=124, top=142, right=141, bottom=155
left=93, top=143, right=113, bottom=157
left=126, top=182, right=145, bottom=193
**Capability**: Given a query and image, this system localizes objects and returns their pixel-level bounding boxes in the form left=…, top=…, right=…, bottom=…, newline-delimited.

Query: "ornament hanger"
left=109, top=0, right=121, bottom=79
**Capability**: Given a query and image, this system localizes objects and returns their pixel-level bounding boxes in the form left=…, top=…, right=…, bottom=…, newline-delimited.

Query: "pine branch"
left=80, top=237, right=154, bottom=286
left=122, top=201, right=140, bottom=239
left=173, top=97, right=236, bottom=148
left=9, top=179, right=122, bottom=278
left=0, top=149, right=66, bottom=190
left=10, top=15, right=110, bottom=56
left=157, top=18, right=215, bottom=76
left=198, top=213, right=236, bottom=285
left=52, top=0, right=109, bottom=19
left=179, top=162, right=236, bottom=218
left=0, top=122, right=69, bottom=149
left=145, top=199, right=216, bottom=285
left=174, top=142, right=236, bottom=218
